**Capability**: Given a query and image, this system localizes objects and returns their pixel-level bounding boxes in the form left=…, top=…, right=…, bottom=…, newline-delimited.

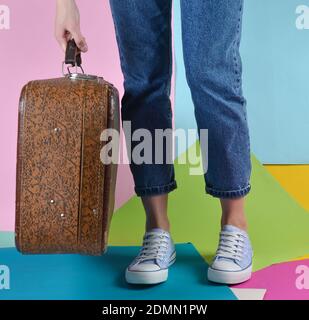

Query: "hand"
left=55, top=0, right=88, bottom=52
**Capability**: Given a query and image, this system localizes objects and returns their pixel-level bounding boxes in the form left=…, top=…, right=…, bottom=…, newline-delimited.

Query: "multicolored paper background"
left=1, top=0, right=309, bottom=300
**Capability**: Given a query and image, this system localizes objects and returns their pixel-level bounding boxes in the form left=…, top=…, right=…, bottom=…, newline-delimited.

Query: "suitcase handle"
left=62, top=39, right=85, bottom=76
left=65, top=39, right=82, bottom=67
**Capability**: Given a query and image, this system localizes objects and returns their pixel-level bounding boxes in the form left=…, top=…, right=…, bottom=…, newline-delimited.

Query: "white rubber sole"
left=125, top=252, right=176, bottom=285
left=207, top=264, right=252, bottom=285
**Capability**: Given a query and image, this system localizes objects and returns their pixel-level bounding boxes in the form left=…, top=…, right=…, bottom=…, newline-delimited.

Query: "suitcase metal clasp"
left=62, top=39, right=101, bottom=81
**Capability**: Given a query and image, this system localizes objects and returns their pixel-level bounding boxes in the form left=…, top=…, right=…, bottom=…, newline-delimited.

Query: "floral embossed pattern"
left=15, top=76, right=120, bottom=255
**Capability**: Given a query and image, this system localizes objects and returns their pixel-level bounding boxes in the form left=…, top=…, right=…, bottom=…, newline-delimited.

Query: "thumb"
left=71, top=30, right=88, bottom=52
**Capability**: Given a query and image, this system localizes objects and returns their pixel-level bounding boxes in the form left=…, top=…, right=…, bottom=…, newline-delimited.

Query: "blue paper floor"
left=0, top=243, right=236, bottom=300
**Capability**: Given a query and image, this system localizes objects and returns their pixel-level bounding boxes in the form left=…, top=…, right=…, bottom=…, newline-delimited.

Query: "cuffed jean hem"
left=135, top=180, right=177, bottom=197
left=205, top=183, right=251, bottom=199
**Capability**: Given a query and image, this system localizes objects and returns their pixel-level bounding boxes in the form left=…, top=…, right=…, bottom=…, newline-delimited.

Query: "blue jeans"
left=109, top=0, right=251, bottom=198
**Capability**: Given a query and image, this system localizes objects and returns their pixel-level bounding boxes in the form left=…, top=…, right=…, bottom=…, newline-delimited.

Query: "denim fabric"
left=109, top=0, right=251, bottom=198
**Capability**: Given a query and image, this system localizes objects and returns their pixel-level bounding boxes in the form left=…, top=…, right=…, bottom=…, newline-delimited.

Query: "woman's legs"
left=142, top=195, right=170, bottom=232
left=220, top=198, right=248, bottom=231
left=110, top=0, right=252, bottom=284
left=109, top=0, right=176, bottom=199
left=180, top=0, right=252, bottom=200
left=109, top=0, right=176, bottom=284
left=180, top=0, right=250, bottom=230
left=180, top=0, right=252, bottom=283
left=109, top=0, right=173, bottom=234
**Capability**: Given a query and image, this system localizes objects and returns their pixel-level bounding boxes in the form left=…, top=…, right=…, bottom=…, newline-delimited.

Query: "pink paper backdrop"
left=0, top=0, right=175, bottom=231
left=232, top=259, right=309, bottom=300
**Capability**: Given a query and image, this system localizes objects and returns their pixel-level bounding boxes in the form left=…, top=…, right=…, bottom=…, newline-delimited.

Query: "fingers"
left=57, top=35, right=68, bottom=52
left=71, top=30, right=88, bottom=53
left=55, top=28, right=88, bottom=53
left=55, top=29, right=70, bottom=52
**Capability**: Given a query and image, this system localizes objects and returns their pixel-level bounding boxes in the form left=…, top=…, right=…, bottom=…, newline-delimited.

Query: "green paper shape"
left=109, top=143, right=309, bottom=271
left=0, top=232, right=15, bottom=248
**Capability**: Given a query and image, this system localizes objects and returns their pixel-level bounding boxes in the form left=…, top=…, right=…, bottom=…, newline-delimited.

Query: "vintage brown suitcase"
left=15, top=40, right=120, bottom=255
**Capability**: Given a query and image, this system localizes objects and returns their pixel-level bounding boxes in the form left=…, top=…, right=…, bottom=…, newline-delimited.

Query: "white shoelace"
left=136, top=231, right=169, bottom=262
left=216, top=231, right=245, bottom=262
